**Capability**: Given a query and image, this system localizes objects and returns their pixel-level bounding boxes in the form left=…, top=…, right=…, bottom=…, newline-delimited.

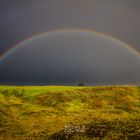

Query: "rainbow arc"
left=0, top=29, right=140, bottom=60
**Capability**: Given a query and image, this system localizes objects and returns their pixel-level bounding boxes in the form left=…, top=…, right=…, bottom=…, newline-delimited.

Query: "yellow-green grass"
left=0, top=85, right=140, bottom=139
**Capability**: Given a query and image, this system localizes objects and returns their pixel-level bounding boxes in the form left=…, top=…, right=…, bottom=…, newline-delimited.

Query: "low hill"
left=0, top=86, right=140, bottom=139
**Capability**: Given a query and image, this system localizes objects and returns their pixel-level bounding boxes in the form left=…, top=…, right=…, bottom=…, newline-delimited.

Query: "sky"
left=0, top=0, right=140, bottom=85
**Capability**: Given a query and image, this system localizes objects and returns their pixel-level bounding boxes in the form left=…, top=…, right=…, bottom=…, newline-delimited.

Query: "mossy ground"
left=0, top=85, right=140, bottom=139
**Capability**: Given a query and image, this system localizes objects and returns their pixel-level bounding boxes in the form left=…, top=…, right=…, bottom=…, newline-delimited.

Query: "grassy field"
left=0, top=85, right=140, bottom=139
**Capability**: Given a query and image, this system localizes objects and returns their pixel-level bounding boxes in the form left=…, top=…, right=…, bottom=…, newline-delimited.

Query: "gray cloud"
left=0, top=0, right=140, bottom=85
left=0, top=0, right=140, bottom=55
left=0, top=31, right=140, bottom=85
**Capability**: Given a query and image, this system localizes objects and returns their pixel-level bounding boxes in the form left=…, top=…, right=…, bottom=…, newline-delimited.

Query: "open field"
left=0, top=85, right=140, bottom=139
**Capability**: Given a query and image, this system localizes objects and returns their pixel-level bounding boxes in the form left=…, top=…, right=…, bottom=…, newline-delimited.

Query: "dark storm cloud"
left=0, top=0, right=140, bottom=85
left=0, top=31, right=140, bottom=85
left=0, top=0, right=140, bottom=55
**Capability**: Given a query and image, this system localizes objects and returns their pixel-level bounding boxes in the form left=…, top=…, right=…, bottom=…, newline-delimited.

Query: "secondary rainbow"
left=0, top=29, right=140, bottom=60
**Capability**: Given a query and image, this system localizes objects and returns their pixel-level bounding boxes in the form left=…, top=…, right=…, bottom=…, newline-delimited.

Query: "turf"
left=0, top=85, right=140, bottom=139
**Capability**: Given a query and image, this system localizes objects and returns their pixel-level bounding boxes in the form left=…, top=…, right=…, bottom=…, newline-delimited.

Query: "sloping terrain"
left=0, top=86, right=140, bottom=139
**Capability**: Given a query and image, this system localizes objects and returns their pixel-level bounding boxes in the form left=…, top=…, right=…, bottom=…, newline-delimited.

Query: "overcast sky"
left=0, top=0, right=140, bottom=85
left=1, top=0, right=140, bottom=54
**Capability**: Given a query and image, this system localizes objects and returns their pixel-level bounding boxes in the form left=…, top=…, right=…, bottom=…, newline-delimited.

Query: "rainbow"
left=0, top=29, right=140, bottom=60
